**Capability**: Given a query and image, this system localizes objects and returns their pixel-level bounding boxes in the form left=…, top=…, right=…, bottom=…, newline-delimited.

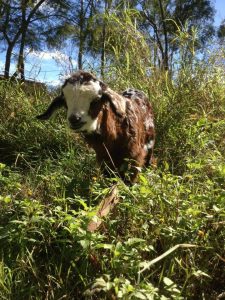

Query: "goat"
left=37, top=71, right=155, bottom=183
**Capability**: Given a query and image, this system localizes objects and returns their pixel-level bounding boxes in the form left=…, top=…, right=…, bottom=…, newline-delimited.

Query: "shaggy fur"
left=37, top=70, right=155, bottom=183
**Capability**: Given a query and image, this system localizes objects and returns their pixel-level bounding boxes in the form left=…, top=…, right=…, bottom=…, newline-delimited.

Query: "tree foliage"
left=218, top=19, right=225, bottom=42
left=136, top=0, right=215, bottom=70
left=0, top=0, right=217, bottom=78
left=0, top=0, right=70, bottom=79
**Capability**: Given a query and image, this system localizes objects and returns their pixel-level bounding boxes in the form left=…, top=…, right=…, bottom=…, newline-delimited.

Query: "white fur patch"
left=145, top=118, right=154, bottom=129
left=106, top=88, right=126, bottom=114
left=63, top=80, right=102, bottom=133
left=144, top=140, right=154, bottom=151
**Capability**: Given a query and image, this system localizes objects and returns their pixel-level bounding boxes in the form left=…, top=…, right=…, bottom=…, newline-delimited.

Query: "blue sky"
left=214, top=0, right=225, bottom=26
left=0, top=0, right=224, bottom=86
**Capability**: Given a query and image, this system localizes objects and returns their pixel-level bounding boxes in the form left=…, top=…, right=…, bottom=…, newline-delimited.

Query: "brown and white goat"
left=37, top=71, right=155, bottom=183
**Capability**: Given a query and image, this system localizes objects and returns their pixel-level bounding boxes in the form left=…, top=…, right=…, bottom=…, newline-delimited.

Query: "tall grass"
left=0, top=38, right=225, bottom=300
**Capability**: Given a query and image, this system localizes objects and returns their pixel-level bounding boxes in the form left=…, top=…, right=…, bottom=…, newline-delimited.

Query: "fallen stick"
left=87, top=184, right=119, bottom=232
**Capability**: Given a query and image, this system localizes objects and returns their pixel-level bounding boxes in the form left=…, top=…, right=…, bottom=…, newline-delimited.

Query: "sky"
left=0, top=0, right=224, bottom=86
left=214, top=0, right=225, bottom=26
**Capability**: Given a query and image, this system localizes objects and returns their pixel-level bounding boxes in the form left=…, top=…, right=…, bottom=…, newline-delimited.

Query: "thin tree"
left=137, top=0, right=215, bottom=71
left=0, top=0, right=46, bottom=79
left=0, top=0, right=71, bottom=80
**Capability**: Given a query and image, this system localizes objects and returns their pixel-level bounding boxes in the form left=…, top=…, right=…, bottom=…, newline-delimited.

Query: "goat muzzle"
left=68, top=114, right=85, bottom=130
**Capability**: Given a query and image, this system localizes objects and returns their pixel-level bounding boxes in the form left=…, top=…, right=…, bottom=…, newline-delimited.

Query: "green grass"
left=0, top=57, right=225, bottom=299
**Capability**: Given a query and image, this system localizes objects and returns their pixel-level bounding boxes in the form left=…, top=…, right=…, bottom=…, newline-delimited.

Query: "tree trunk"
left=3, top=0, right=46, bottom=79
left=17, top=26, right=27, bottom=81
left=4, top=43, right=13, bottom=78
left=158, top=0, right=169, bottom=70
left=100, top=23, right=106, bottom=78
left=17, top=3, right=27, bottom=81
left=101, top=1, right=112, bottom=78
left=17, top=46, right=25, bottom=81
left=143, top=11, right=165, bottom=70
left=12, top=30, right=26, bottom=81
left=78, top=0, right=84, bottom=70
left=78, top=39, right=84, bottom=70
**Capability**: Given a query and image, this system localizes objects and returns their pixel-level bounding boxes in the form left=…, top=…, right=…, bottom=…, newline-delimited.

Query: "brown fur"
left=37, top=71, right=155, bottom=183
left=85, top=89, right=155, bottom=182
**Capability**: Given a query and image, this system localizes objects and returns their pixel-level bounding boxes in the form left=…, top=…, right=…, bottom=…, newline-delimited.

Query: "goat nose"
left=68, top=114, right=82, bottom=124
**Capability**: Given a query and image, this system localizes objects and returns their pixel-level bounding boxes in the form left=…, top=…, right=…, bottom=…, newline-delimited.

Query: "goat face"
left=37, top=71, right=106, bottom=133
left=63, top=71, right=106, bottom=133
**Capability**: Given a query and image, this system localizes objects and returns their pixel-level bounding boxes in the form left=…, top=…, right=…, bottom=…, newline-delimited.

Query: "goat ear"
left=104, top=89, right=126, bottom=117
left=36, top=94, right=66, bottom=120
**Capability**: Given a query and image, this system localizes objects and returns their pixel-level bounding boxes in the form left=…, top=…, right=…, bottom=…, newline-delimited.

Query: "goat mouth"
left=69, top=122, right=86, bottom=130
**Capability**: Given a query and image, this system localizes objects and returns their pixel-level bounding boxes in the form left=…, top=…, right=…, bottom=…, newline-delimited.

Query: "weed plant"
left=0, top=49, right=225, bottom=299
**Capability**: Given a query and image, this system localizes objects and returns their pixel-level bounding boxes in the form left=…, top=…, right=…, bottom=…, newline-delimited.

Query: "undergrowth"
left=0, top=54, right=225, bottom=299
